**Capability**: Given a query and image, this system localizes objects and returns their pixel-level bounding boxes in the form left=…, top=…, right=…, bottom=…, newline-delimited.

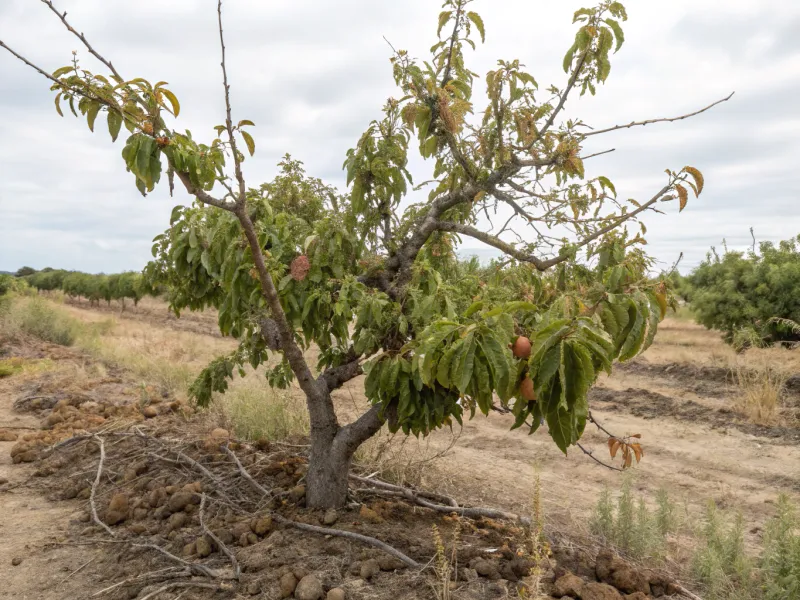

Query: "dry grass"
left=214, top=373, right=309, bottom=442
left=731, top=360, right=786, bottom=425
left=354, top=427, right=460, bottom=487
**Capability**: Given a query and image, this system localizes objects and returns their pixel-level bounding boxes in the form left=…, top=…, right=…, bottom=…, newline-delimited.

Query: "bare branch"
left=173, top=171, right=235, bottom=211
left=536, top=182, right=673, bottom=270
left=532, top=51, right=588, bottom=144
left=0, top=40, right=70, bottom=88
left=582, top=92, right=735, bottom=138
left=581, top=148, right=616, bottom=161
left=434, top=221, right=548, bottom=270
left=38, top=0, right=123, bottom=81
left=576, top=442, right=624, bottom=472
left=199, top=493, right=240, bottom=580
left=90, top=436, right=116, bottom=537
left=334, top=404, right=386, bottom=457
left=319, top=358, right=363, bottom=392
left=217, top=0, right=247, bottom=203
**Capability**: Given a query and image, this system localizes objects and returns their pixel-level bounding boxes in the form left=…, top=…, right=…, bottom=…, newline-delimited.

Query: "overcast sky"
left=1, top=0, right=798, bottom=275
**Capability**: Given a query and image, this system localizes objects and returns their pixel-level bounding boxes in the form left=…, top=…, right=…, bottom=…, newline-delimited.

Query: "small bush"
left=691, top=502, right=756, bottom=600
left=590, top=479, right=677, bottom=559
left=16, top=297, right=80, bottom=346
left=761, top=495, right=800, bottom=600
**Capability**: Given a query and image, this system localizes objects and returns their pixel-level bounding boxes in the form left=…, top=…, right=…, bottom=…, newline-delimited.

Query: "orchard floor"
left=1, top=297, right=799, bottom=599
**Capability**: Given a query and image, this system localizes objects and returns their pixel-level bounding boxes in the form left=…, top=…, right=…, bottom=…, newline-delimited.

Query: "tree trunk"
left=305, top=438, right=352, bottom=509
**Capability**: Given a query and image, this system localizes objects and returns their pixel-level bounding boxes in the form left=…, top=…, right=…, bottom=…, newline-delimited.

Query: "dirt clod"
left=195, top=535, right=212, bottom=558
left=582, top=581, right=624, bottom=600
left=141, top=406, right=158, bottom=419
left=326, top=588, right=345, bottom=600
left=358, top=505, right=383, bottom=524
left=251, top=515, right=272, bottom=536
left=321, top=508, right=338, bottom=526
left=279, top=572, right=298, bottom=598
left=553, top=573, right=584, bottom=597
left=360, top=558, right=381, bottom=580
left=11, top=557, right=23, bottom=566
left=0, top=430, right=19, bottom=441
left=167, top=491, right=200, bottom=512
left=294, top=575, right=324, bottom=600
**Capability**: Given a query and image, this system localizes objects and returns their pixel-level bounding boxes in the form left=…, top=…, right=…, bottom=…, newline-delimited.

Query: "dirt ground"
left=1, top=299, right=799, bottom=598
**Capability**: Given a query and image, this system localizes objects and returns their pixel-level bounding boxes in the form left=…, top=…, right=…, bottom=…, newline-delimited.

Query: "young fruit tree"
left=2, top=0, right=731, bottom=508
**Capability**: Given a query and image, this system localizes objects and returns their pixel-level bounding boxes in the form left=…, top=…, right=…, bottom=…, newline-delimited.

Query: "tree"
left=2, top=0, right=731, bottom=508
left=15, top=266, right=37, bottom=278
left=688, top=235, right=800, bottom=348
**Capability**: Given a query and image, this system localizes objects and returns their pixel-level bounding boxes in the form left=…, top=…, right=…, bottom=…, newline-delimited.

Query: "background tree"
left=687, top=235, right=800, bottom=349
left=1, top=0, right=731, bottom=508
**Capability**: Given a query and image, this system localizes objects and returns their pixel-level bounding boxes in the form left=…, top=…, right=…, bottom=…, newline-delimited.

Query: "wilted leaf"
left=241, top=130, right=255, bottom=156
left=676, top=184, right=689, bottom=212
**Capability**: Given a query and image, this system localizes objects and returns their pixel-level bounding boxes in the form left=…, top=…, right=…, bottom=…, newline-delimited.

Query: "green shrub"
left=16, top=298, right=80, bottom=346
left=590, top=479, right=677, bottom=558
left=688, top=236, right=800, bottom=348
left=761, top=495, right=800, bottom=600
left=692, top=502, right=756, bottom=600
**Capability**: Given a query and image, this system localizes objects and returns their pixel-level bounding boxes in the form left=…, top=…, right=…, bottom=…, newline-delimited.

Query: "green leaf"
left=437, top=11, right=452, bottom=37
left=467, top=12, right=486, bottom=43
left=52, top=66, right=73, bottom=78
left=54, top=94, right=64, bottom=117
left=241, top=130, right=256, bottom=156
left=456, top=333, right=478, bottom=395
left=464, top=301, right=484, bottom=318
left=547, top=407, right=573, bottom=454
left=107, top=110, right=122, bottom=142
left=161, top=89, right=180, bottom=116
left=237, top=119, right=255, bottom=127
left=604, top=18, right=625, bottom=52
left=86, top=101, right=101, bottom=132
left=563, top=41, right=578, bottom=73
left=618, top=300, right=646, bottom=361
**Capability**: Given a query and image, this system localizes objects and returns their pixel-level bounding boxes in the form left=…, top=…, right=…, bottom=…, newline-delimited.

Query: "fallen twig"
left=350, top=474, right=459, bottom=507
left=199, top=493, right=240, bottom=580
left=90, top=436, right=116, bottom=537
left=89, top=568, right=191, bottom=597
left=221, top=444, right=269, bottom=497
left=58, top=556, right=96, bottom=584
left=137, top=581, right=222, bottom=600
left=130, top=543, right=217, bottom=579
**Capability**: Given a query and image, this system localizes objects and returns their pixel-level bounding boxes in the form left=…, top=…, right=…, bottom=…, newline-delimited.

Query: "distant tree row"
left=22, top=268, right=158, bottom=309
left=678, top=235, right=800, bottom=349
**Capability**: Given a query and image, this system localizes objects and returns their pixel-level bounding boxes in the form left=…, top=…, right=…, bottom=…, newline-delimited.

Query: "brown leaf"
left=676, top=185, right=689, bottom=212
left=631, top=443, right=643, bottom=463
left=609, top=439, right=622, bottom=458
left=631, top=433, right=642, bottom=439
left=683, top=166, right=704, bottom=194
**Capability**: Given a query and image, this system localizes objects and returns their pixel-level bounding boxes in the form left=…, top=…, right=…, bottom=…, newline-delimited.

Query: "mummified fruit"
left=520, top=375, right=536, bottom=401
left=290, top=255, right=311, bottom=281
left=511, top=336, right=532, bottom=359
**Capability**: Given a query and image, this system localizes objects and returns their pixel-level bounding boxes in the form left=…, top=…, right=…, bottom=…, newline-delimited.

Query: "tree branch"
left=38, top=0, right=123, bottom=81
left=217, top=0, right=247, bottom=203
left=173, top=171, right=235, bottom=211
left=440, top=1, right=465, bottom=88
left=319, top=358, right=363, bottom=392
left=334, top=404, right=386, bottom=458
left=582, top=92, right=735, bottom=138
left=531, top=51, right=588, bottom=145
left=434, top=221, right=547, bottom=270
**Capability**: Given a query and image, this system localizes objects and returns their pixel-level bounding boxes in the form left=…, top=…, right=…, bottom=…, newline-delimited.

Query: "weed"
left=4, top=297, right=81, bottom=346
left=691, top=501, right=755, bottom=600
left=217, top=376, right=309, bottom=442
left=590, top=478, right=677, bottom=559
left=733, top=360, right=786, bottom=425
left=761, top=494, right=800, bottom=600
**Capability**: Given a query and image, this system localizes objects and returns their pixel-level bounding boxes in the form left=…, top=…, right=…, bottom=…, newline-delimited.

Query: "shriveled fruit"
left=520, top=376, right=536, bottom=401
left=511, top=336, right=532, bottom=359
